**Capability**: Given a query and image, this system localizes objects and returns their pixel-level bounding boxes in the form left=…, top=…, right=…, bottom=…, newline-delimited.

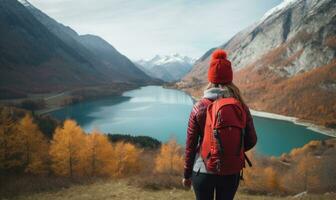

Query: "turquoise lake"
left=50, top=86, right=331, bottom=156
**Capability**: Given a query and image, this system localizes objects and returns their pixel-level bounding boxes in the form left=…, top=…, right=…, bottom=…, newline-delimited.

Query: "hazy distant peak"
left=141, top=54, right=196, bottom=67
left=135, top=54, right=195, bottom=82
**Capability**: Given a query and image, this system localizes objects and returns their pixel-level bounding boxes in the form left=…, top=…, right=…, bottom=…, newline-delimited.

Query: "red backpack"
left=200, top=97, right=251, bottom=175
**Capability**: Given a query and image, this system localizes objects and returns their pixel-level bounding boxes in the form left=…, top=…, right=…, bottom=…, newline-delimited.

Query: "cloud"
left=28, top=0, right=282, bottom=60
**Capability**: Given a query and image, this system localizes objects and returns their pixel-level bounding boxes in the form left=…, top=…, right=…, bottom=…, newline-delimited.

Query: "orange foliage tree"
left=16, top=114, right=49, bottom=174
left=49, top=119, right=87, bottom=177
left=264, top=167, right=279, bottom=191
left=154, top=139, right=183, bottom=175
left=111, top=142, right=142, bottom=177
left=242, top=151, right=281, bottom=193
left=86, top=130, right=114, bottom=177
left=294, top=154, right=321, bottom=192
left=0, top=109, right=20, bottom=170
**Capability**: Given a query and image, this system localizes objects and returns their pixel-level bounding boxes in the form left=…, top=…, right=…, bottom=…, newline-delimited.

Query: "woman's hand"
left=182, top=178, right=192, bottom=189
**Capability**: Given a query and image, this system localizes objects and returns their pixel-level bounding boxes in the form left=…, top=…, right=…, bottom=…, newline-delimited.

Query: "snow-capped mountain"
left=136, top=54, right=195, bottom=82
left=179, top=0, right=336, bottom=127
left=259, top=0, right=300, bottom=23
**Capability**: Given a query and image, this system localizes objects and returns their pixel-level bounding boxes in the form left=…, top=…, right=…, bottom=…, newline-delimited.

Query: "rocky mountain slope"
left=78, top=34, right=150, bottom=82
left=0, top=0, right=152, bottom=97
left=178, top=0, right=336, bottom=127
left=136, top=54, right=195, bottom=82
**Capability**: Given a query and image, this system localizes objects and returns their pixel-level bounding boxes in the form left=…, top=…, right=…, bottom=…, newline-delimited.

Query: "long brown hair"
left=206, top=82, right=246, bottom=105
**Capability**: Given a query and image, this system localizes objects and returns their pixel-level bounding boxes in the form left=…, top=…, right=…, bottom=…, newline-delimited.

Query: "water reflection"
left=127, top=86, right=193, bottom=105
left=51, top=96, right=131, bottom=126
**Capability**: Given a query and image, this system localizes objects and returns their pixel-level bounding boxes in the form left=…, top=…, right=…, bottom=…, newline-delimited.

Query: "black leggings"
left=192, top=171, right=240, bottom=200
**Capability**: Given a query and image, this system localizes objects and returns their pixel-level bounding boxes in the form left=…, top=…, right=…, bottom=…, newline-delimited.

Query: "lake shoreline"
left=41, top=84, right=336, bottom=138
left=180, top=88, right=336, bottom=138
left=45, top=85, right=334, bottom=157
left=250, top=109, right=336, bottom=138
left=34, top=83, right=155, bottom=116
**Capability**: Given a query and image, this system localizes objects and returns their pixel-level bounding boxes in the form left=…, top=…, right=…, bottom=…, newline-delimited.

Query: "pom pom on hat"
left=211, top=49, right=227, bottom=60
left=207, top=49, right=232, bottom=84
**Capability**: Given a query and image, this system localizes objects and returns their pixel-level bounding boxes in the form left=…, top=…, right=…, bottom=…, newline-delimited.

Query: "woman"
left=182, top=49, right=257, bottom=200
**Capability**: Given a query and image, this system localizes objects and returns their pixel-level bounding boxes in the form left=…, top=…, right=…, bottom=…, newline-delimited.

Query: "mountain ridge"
left=19, top=0, right=151, bottom=83
left=0, top=0, right=104, bottom=93
left=178, top=0, right=336, bottom=127
left=0, top=0, right=154, bottom=98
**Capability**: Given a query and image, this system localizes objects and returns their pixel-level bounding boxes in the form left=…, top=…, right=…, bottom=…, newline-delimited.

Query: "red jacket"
left=184, top=98, right=257, bottom=179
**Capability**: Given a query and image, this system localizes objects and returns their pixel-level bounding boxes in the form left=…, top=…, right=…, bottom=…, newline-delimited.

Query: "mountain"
left=0, top=0, right=100, bottom=93
left=178, top=0, right=336, bottom=127
left=136, top=54, right=195, bottom=82
left=0, top=0, right=152, bottom=97
left=78, top=34, right=151, bottom=82
left=19, top=0, right=151, bottom=83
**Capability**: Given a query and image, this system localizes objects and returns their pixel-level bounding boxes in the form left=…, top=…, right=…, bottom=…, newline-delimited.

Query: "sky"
left=28, top=0, right=282, bottom=60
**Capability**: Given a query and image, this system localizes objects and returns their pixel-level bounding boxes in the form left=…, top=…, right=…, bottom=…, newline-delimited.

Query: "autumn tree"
left=86, top=130, right=114, bottom=177
left=155, top=139, right=184, bottom=175
left=264, top=167, right=279, bottom=191
left=319, top=147, right=336, bottom=192
left=0, top=107, right=21, bottom=171
left=295, top=154, right=321, bottom=192
left=241, top=151, right=282, bottom=193
left=16, top=114, right=49, bottom=175
left=49, top=119, right=87, bottom=177
left=111, top=142, right=142, bottom=177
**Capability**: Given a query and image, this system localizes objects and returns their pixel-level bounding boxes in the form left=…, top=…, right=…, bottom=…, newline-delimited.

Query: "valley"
left=0, top=0, right=335, bottom=198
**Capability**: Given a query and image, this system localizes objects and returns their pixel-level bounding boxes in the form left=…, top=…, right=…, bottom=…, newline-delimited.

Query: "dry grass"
left=10, top=179, right=336, bottom=200
left=128, top=174, right=184, bottom=190
left=0, top=174, right=98, bottom=199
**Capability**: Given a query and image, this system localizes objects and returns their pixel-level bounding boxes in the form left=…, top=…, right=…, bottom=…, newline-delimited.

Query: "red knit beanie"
left=207, top=49, right=232, bottom=84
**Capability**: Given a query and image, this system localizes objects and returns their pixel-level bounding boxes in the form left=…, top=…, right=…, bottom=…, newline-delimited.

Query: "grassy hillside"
left=14, top=179, right=336, bottom=200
